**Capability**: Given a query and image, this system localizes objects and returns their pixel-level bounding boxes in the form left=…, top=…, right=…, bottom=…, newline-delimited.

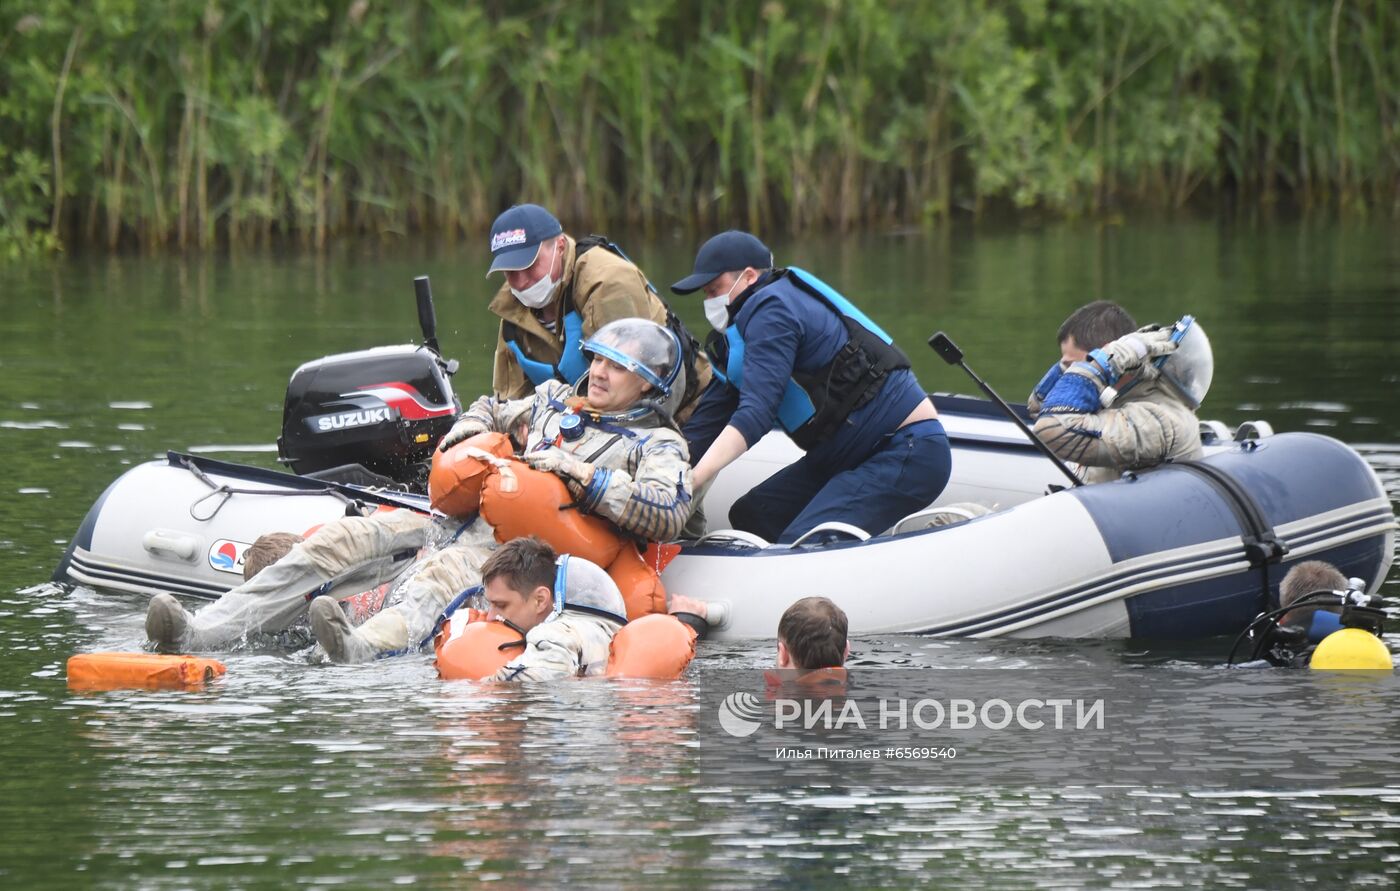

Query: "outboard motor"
left=277, top=276, right=461, bottom=491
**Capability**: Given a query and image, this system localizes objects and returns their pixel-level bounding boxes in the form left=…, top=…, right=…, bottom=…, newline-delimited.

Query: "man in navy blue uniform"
left=673, top=230, right=951, bottom=544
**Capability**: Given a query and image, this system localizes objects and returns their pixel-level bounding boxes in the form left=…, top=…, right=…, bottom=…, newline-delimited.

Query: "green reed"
left=1, top=0, right=1395, bottom=256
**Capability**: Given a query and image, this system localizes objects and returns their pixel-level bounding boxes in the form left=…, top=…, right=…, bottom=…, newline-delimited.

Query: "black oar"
left=928, top=331, right=1082, bottom=488
left=414, top=275, right=441, bottom=355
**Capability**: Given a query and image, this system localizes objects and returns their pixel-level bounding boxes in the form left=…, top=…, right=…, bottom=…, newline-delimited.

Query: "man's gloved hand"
left=1052, top=324, right=1180, bottom=412
left=1028, top=360, right=1066, bottom=416
left=1137, top=325, right=1180, bottom=357
left=523, top=446, right=595, bottom=488
left=1099, top=326, right=1179, bottom=378
left=438, top=417, right=490, bottom=452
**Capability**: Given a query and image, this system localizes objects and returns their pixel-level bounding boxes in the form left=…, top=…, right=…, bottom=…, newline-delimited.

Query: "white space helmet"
left=580, top=318, right=685, bottom=418
left=1156, top=315, right=1213, bottom=409
left=550, top=555, right=627, bottom=625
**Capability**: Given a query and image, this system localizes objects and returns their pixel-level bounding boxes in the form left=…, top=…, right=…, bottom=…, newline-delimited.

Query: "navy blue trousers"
left=729, top=419, right=952, bottom=544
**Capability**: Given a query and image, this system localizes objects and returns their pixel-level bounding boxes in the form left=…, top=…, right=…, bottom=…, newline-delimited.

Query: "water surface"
left=2, top=219, right=1398, bottom=887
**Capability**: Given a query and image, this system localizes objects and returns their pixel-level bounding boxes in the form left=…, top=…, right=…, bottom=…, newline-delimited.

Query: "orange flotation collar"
left=435, top=612, right=697, bottom=682
left=433, top=617, right=527, bottom=681
left=429, top=432, right=677, bottom=619
left=479, top=461, right=669, bottom=619
left=604, top=614, right=698, bottom=679
left=429, top=432, right=514, bottom=517
left=67, top=653, right=227, bottom=692
left=481, top=461, right=623, bottom=567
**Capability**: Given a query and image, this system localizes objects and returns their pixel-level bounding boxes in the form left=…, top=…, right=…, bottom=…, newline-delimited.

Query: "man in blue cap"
left=457, top=203, right=711, bottom=431
left=674, top=230, right=952, bottom=544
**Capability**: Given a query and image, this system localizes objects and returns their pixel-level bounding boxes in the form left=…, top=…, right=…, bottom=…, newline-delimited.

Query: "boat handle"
left=142, top=530, right=200, bottom=562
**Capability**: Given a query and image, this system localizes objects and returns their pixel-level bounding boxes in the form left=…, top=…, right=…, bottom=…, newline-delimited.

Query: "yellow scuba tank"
left=1309, top=627, right=1393, bottom=671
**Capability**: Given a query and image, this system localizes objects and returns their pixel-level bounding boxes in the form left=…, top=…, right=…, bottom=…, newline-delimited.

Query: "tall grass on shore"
left=1, top=0, right=1396, bottom=256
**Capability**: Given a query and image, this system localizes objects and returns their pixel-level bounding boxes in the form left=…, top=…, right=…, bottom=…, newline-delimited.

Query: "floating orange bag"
left=435, top=618, right=527, bottom=681
left=604, top=614, right=698, bottom=680
left=66, top=653, right=227, bottom=692
left=479, top=461, right=624, bottom=567
left=429, top=432, right=514, bottom=517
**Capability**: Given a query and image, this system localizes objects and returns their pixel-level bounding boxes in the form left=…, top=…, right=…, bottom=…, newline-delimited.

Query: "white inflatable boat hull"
left=55, top=399, right=1395, bottom=642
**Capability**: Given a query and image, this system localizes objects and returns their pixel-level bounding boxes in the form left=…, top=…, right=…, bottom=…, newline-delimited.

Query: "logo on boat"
left=717, top=692, right=766, bottom=738
left=208, top=539, right=250, bottom=574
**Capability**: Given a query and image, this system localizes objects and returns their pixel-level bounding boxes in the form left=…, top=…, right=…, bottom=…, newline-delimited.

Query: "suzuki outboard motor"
left=277, top=276, right=462, bottom=491
left=277, top=344, right=459, bottom=490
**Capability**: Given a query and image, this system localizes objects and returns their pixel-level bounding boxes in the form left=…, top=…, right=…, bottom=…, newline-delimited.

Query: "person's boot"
left=309, top=596, right=377, bottom=664
left=146, top=593, right=192, bottom=653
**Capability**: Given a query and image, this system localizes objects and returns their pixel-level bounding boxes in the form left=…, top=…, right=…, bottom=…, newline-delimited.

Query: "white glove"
left=438, top=417, right=490, bottom=452
left=522, top=446, right=595, bottom=488
left=1102, top=326, right=1178, bottom=376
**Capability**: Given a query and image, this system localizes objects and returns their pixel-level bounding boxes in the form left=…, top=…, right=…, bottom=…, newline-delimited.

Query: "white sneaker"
left=309, top=596, right=375, bottom=664
left=146, top=593, right=192, bottom=652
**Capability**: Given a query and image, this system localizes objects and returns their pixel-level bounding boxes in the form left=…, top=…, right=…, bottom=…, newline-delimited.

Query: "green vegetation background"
left=1, top=0, right=1395, bottom=256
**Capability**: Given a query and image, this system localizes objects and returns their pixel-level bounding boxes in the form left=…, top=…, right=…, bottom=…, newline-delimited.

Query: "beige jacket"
left=489, top=235, right=712, bottom=421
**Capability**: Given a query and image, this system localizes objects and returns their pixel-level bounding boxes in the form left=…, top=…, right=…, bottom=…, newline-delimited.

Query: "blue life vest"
left=502, top=309, right=588, bottom=387
left=706, top=267, right=910, bottom=450
left=502, top=235, right=703, bottom=403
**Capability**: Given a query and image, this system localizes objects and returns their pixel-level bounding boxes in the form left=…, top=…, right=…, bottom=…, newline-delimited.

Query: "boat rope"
left=178, top=455, right=358, bottom=522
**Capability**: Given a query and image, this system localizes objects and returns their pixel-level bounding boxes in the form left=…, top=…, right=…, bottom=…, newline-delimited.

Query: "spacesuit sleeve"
left=492, top=633, right=583, bottom=681
left=460, top=383, right=568, bottom=443
left=580, top=429, right=694, bottom=543
left=1033, top=398, right=1201, bottom=474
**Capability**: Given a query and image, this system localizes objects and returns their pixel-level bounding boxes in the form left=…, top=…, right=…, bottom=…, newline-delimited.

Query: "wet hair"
left=777, top=596, right=849, bottom=670
left=1279, top=560, right=1349, bottom=627
left=481, top=536, right=557, bottom=597
left=1057, top=301, right=1137, bottom=351
left=243, top=532, right=304, bottom=581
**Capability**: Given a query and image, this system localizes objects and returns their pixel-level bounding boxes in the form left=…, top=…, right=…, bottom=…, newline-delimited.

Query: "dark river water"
left=2, top=220, right=1398, bottom=887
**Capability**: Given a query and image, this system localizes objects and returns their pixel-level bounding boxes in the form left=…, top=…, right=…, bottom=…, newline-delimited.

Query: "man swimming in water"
left=475, top=536, right=627, bottom=681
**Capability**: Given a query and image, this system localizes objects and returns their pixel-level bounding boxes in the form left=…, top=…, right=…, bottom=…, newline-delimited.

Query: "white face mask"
left=703, top=274, right=744, bottom=331
left=510, top=242, right=558, bottom=309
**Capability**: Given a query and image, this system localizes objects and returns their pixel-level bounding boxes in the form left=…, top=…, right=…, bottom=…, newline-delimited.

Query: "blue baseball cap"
left=670, top=230, right=774, bottom=294
left=487, top=204, right=564, bottom=275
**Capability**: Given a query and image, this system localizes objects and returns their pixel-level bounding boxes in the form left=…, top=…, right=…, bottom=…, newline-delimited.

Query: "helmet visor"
left=581, top=319, right=681, bottom=396
left=1159, top=316, right=1213, bottom=409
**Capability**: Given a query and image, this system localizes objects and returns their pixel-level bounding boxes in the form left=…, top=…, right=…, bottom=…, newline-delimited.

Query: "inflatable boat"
left=674, top=429, right=1394, bottom=639
left=50, top=305, right=1397, bottom=642
left=53, top=402, right=1394, bottom=641
left=53, top=391, right=1061, bottom=599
